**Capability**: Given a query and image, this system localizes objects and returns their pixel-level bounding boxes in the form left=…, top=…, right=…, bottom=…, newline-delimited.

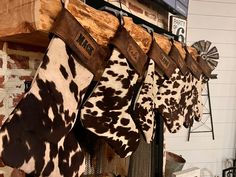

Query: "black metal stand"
left=187, top=81, right=215, bottom=141
left=223, top=166, right=236, bottom=177
left=152, top=113, right=164, bottom=177
left=222, top=159, right=236, bottom=177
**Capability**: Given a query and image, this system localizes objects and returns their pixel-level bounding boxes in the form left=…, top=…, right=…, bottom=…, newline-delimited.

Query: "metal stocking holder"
left=86, top=0, right=177, bottom=40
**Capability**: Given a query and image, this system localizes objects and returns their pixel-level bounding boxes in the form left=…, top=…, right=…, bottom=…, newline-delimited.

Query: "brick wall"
left=0, top=42, right=44, bottom=177
left=0, top=42, right=44, bottom=126
left=105, top=0, right=167, bottom=29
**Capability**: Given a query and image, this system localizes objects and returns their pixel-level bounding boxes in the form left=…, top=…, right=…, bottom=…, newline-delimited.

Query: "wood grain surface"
left=67, top=0, right=152, bottom=52
left=67, top=0, right=119, bottom=47
left=174, top=41, right=186, bottom=59
left=0, top=0, right=152, bottom=52
left=153, top=33, right=172, bottom=54
left=0, top=0, right=62, bottom=37
left=187, top=46, right=199, bottom=60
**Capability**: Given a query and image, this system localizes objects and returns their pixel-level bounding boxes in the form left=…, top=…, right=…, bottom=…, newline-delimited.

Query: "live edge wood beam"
left=0, top=0, right=196, bottom=56
left=0, top=0, right=62, bottom=47
left=0, top=0, right=152, bottom=52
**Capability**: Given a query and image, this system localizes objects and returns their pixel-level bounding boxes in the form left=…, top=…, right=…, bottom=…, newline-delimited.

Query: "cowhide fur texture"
left=193, top=75, right=207, bottom=122
left=80, top=48, right=140, bottom=158
left=133, top=59, right=156, bottom=143
left=0, top=37, right=91, bottom=176
left=182, top=73, right=206, bottom=126
left=155, top=68, right=189, bottom=133
left=153, top=43, right=207, bottom=133
left=155, top=68, right=206, bottom=132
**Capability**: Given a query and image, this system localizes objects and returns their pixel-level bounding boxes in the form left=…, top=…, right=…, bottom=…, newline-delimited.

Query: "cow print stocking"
left=30, top=130, right=85, bottom=177
left=180, top=73, right=195, bottom=128
left=155, top=67, right=195, bottom=133
left=80, top=48, right=140, bottom=158
left=0, top=37, right=93, bottom=176
left=134, top=59, right=155, bottom=143
left=193, top=75, right=205, bottom=122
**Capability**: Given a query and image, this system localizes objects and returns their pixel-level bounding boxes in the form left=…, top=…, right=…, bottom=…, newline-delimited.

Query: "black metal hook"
left=99, top=6, right=127, bottom=26
left=140, top=24, right=154, bottom=35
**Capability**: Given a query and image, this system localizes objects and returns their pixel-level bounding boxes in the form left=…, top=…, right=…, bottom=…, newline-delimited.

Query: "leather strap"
left=169, top=45, right=189, bottom=75
left=197, top=56, right=213, bottom=78
left=185, top=52, right=202, bottom=79
left=148, top=40, right=177, bottom=78
left=111, top=27, right=148, bottom=76
left=50, top=9, right=109, bottom=80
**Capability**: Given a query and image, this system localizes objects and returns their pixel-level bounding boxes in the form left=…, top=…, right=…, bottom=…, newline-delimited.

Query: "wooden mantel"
left=0, top=0, right=152, bottom=52
left=0, top=0, right=198, bottom=56
left=0, top=0, right=62, bottom=47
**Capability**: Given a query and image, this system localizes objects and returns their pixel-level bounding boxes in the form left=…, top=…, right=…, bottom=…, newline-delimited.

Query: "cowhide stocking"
left=133, top=59, right=155, bottom=143
left=155, top=69, right=192, bottom=133
left=193, top=75, right=206, bottom=122
left=80, top=48, right=140, bottom=158
left=80, top=26, right=149, bottom=158
left=0, top=8, right=110, bottom=176
left=155, top=43, right=199, bottom=133
left=173, top=71, right=205, bottom=128
left=192, top=55, right=213, bottom=122
left=182, top=51, right=204, bottom=127
left=154, top=41, right=206, bottom=133
left=22, top=129, right=85, bottom=177
left=146, top=39, right=176, bottom=135
left=180, top=73, right=195, bottom=128
left=149, top=43, right=183, bottom=133
left=181, top=76, right=197, bottom=128
left=0, top=37, right=91, bottom=176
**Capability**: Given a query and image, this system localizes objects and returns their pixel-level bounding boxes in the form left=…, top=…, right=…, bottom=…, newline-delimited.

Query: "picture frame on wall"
left=170, top=15, right=187, bottom=43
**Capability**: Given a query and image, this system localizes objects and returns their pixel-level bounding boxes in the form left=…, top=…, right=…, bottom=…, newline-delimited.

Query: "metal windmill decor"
left=187, top=40, right=219, bottom=141
left=192, top=40, right=219, bottom=70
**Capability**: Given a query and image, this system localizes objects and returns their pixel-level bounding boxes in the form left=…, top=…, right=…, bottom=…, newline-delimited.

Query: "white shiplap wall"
left=166, top=0, right=236, bottom=176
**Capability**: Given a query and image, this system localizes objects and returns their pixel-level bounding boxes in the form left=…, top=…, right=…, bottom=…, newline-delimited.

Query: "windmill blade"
left=207, top=53, right=219, bottom=60
left=207, top=63, right=215, bottom=70
left=192, top=42, right=202, bottom=53
left=192, top=40, right=219, bottom=71
left=207, top=46, right=218, bottom=56
left=199, top=40, right=207, bottom=52
left=207, top=60, right=218, bottom=68
left=204, top=41, right=212, bottom=52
